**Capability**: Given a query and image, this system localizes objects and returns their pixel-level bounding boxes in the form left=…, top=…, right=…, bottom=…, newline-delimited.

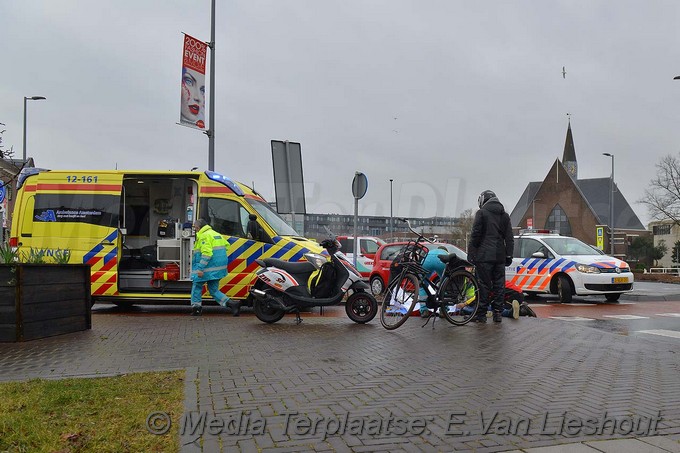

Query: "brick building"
left=509, top=121, right=647, bottom=259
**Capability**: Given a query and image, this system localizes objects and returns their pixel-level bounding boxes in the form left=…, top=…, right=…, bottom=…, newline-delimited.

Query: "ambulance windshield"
left=248, top=198, right=300, bottom=236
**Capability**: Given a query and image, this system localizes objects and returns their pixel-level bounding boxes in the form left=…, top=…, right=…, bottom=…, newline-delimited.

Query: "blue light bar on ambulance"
left=204, top=171, right=244, bottom=196
left=17, top=167, right=50, bottom=190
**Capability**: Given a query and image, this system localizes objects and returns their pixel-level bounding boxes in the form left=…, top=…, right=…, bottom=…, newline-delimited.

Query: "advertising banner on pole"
left=180, top=33, right=207, bottom=130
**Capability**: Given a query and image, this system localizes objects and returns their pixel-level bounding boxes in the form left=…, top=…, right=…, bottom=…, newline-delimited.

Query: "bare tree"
left=639, top=154, right=680, bottom=225
left=0, top=123, right=14, bottom=160
left=450, top=208, right=474, bottom=251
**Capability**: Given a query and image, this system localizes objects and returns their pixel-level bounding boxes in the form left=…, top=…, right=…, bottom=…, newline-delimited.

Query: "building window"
left=545, top=204, right=572, bottom=236
left=653, top=224, right=671, bottom=235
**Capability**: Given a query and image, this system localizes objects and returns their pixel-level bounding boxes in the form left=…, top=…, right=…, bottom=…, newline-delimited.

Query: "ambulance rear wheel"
left=557, top=275, right=573, bottom=304
left=345, top=292, right=378, bottom=324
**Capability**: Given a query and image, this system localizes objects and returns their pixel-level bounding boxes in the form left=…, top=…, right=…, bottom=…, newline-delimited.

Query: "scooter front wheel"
left=345, top=292, right=378, bottom=324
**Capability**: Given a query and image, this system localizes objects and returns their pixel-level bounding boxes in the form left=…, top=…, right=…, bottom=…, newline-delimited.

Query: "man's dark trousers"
left=476, top=262, right=506, bottom=315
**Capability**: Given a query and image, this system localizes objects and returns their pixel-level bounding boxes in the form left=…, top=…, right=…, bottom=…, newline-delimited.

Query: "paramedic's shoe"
left=191, top=305, right=202, bottom=317
left=472, top=313, right=487, bottom=323
left=492, top=311, right=503, bottom=323
left=227, top=300, right=241, bottom=317
left=511, top=300, right=520, bottom=320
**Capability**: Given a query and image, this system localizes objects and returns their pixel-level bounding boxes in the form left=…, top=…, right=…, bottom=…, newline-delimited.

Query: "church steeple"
left=563, top=118, right=577, bottom=179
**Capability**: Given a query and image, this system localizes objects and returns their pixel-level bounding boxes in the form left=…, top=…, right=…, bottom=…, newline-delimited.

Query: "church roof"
left=576, top=178, right=645, bottom=230
left=510, top=172, right=646, bottom=231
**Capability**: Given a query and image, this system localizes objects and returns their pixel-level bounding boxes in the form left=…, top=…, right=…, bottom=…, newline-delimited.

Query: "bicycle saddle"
left=438, top=253, right=472, bottom=268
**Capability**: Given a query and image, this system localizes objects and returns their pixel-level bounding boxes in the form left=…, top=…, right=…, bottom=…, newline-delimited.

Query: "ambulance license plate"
left=612, top=277, right=628, bottom=283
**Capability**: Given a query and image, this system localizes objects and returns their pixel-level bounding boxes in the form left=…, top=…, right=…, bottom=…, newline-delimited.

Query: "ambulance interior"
left=118, top=176, right=197, bottom=292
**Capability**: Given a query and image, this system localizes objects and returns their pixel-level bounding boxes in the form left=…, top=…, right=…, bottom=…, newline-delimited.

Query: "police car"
left=506, top=230, right=633, bottom=303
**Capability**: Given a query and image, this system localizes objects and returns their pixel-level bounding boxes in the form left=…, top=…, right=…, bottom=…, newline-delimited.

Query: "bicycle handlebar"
left=398, top=218, right=434, bottom=243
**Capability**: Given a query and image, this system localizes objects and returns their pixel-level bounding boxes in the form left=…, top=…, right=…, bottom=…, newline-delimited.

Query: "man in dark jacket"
left=468, top=190, right=514, bottom=323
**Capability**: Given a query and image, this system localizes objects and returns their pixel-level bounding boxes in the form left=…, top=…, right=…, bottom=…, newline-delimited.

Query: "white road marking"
left=550, top=316, right=595, bottom=321
left=602, top=315, right=649, bottom=320
left=656, top=313, right=680, bottom=317
left=637, top=330, right=680, bottom=339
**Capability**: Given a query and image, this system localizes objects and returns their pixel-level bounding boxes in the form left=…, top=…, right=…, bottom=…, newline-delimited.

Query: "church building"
left=509, top=121, right=647, bottom=258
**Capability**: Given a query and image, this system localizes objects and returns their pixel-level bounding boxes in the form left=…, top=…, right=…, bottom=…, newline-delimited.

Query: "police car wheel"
left=605, top=293, right=621, bottom=302
left=557, top=275, right=572, bottom=304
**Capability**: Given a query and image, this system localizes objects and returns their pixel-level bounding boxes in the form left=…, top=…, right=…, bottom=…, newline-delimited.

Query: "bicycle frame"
left=379, top=218, right=480, bottom=330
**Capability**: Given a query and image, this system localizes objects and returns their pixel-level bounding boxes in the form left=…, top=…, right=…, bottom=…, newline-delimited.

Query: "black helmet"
left=478, top=190, right=496, bottom=208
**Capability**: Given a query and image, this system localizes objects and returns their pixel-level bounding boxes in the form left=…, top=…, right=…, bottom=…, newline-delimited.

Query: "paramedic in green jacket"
left=190, top=218, right=240, bottom=316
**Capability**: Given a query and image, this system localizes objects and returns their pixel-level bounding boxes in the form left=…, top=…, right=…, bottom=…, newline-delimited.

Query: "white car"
left=506, top=230, right=633, bottom=302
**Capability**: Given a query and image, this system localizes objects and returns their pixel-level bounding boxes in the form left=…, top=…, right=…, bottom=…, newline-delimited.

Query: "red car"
left=368, top=241, right=468, bottom=295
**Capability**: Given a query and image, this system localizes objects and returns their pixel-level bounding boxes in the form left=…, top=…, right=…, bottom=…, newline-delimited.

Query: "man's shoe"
left=191, top=305, right=202, bottom=316
left=492, top=311, right=502, bottom=323
left=519, top=302, right=529, bottom=317
left=472, top=315, right=487, bottom=323
left=227, top=300, right=241, bottom=317
left=511, top=300, right=520, bottom=319
left=525, top=304, right=537, bottom=317
left=420, top=309, right=432, bottom=319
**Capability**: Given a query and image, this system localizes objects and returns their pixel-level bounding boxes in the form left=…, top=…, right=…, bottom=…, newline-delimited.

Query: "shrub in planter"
left=0, top=246, right=91, bottom=342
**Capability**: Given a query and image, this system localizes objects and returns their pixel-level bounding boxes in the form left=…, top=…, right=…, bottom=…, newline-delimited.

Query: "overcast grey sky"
left=2, top=1, right=679, bottom=226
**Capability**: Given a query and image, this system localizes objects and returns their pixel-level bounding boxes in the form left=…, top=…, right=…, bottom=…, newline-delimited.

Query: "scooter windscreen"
left=304, top=253, right=328, bottom=269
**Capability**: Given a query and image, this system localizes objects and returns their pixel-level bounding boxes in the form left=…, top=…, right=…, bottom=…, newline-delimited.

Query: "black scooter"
left=249, top=239, right=378, bottom=324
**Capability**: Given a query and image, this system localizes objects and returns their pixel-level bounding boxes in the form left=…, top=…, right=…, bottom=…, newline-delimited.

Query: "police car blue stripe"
left=548, top=258, right=566, bottom=273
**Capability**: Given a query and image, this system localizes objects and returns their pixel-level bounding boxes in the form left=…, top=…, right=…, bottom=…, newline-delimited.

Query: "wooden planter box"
left=0, top=264, right=92, bottom=342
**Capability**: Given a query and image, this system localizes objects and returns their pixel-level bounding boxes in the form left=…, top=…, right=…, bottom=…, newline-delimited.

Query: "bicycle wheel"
left=379, top=273, right=419, bottom=330
left=439, top=270, right=480, bottom=326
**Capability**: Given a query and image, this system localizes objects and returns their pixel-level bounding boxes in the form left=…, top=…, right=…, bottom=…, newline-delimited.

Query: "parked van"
left=336, top=236, right=385, bottom=278
left=10, top=169, right=321, bottom=305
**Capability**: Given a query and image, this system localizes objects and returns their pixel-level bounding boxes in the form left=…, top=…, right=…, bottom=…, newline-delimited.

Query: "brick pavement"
left=0, top=308, right=679, bottom=452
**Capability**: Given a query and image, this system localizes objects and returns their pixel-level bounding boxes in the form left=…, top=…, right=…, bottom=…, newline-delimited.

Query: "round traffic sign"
left=352, top=172, right=368, bottom=199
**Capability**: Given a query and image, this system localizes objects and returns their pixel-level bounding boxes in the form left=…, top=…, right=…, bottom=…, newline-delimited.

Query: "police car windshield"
left=248, top=199, right=300, bottom=236
left=542, top=237, right=600, bottom=256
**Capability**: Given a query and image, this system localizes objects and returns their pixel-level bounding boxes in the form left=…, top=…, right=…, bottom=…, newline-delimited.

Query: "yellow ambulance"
left=9, top=169, right=320, bottom=306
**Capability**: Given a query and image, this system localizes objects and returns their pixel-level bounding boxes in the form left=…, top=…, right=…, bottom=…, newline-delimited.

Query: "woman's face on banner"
left=181, top=68, right=205, bottom=124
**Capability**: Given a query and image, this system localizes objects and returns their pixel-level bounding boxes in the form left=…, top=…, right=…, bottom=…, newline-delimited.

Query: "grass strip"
left=0, top=369, right=184, bottom=453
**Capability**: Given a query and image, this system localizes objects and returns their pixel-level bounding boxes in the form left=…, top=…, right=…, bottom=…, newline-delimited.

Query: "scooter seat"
left=259, top=258, right=316, bottom=274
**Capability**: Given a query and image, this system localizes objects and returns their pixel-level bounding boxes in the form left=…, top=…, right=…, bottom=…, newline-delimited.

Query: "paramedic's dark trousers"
left=476, top=262, right=505, bottom=316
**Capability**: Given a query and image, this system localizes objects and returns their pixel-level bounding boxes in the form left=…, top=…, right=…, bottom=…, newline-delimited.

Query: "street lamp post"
left=389, top=179, right=394, bottom=241
left=603, top=153, right=615, bottom=255
left=23, top=96, right=47, bottom=161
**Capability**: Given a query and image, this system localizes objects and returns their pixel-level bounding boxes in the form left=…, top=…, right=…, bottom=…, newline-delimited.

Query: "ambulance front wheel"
left=556, top=275, right=573, bottom=304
